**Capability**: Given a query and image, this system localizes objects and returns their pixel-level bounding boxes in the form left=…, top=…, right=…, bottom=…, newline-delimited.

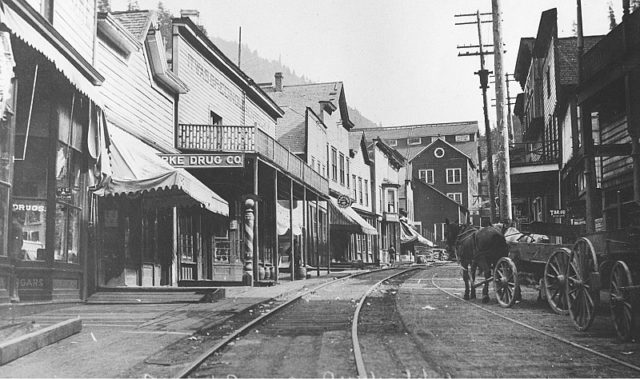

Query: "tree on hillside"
left=127, top=0, right=139, bottom=11
left=156, top=1, right=173, bottom=48
left=608, top=1, right=618, bottom=30
left=98, top=0, right=111, bottom=12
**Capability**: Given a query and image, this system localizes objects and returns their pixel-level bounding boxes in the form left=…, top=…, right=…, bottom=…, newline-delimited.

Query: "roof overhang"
left=146, top=29, right=189, bottom=94
left=97, top=12, right=141, bottom=56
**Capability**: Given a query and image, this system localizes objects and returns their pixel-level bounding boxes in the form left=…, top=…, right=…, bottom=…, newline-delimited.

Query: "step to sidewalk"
left=0, top=318, right=81, bottom=366
left=86, top=287, right=225, bottom=304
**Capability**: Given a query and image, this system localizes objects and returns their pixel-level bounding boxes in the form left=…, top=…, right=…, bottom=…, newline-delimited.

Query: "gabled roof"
left=409, top=138, right=477, bottom=169
left=369, top=137, right=406, bottom=168
left=98, top=11, right=188, bottom=94
left=110, top=10, right=155, bottom=43
left=354, top=121, right=478, bottom=140
left=265, top=81, right=354, bottom=130
left=533, top=8, right=557, bottom=58
left=348, top=131, right=372, bottom=165
left=513, top=37, right=536, bottom=88
left=275, top=106, right=307, bottom=154
left=412, top=177, right=467, bottom=211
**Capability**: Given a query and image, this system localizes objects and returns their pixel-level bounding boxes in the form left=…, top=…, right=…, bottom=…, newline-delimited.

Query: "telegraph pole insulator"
left=475, top=69, right=492, bottom=89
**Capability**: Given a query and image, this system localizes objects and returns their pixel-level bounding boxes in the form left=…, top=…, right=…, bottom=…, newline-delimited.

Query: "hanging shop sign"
left=159, top=153, right=244, bottom=168
left=549, top=209, right=566, bottom=217
left=336, top=194, right=352, bottom=208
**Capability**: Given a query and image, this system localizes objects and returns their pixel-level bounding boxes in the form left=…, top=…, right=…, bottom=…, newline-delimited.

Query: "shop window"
left=12, top=136, right=49, bottom=260
left=209, top=110, right=222, bottom=126
left=54, top=142, right=84, bottom=263
left=11, top=200, right=46, bottom=260
left=446, top=168, right=462, bottom=184
left=352, top=174, right=357, bottom=199
left=447, top=192, right=463, bottom=204
left=214, top=237, right=230, bottom=263
left=358, top=177, right=363, bottom=205
left=364, top=179, right=369, bottom=206
left=0, top=186, right=8, bottom=256
left=339, top=153, right=345, bottom=185
left=331, top=147, right=337, bottom=182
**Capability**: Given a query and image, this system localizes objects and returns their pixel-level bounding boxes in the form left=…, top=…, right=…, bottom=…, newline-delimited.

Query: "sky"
left=111, top=0, right=613, bottom=129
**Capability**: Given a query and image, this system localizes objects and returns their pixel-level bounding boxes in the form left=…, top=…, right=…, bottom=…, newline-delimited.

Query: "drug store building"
left=170, top=16, right=330, bottom=283
left=0, top=0, right=109, bottom=303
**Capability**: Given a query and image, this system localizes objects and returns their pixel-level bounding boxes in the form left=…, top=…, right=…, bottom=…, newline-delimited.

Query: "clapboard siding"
left=53, top=0, right=96, bottom=60
left=22, top=0, right=96, bottom=62
left=96, top=39, right=175, bottom=152
left=601, top=116, right=632, bottom=187
left=174, top=35, right=276, bottom=135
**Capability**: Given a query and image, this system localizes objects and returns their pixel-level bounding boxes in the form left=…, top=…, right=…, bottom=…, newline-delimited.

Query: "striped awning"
left=94, top=123, right=228, bottom=216
left=0, top=0, right=104, bottom=105
left=329, top=197, right=377, bottom=235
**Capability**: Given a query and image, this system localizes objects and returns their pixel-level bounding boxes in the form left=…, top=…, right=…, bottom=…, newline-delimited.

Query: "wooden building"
left=171, top=17, right=330, bottom=283
left=0, top=0, right=107, bottom=302
left=576, top=2, right=640, bottom=231
left=262, top=76, right=376, bottom=266
left=513, top=8, right=602, bottom=234
left=411, top=138, right=473, bottom=243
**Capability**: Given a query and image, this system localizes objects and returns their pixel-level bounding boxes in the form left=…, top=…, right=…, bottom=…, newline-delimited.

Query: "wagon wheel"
left=609, top=261, right=637, bottom=341
left=544, top=248, right=570, bottom=315
left=567, top=237, right=599, bottom=331
left=494, top=257, right=519, bottom=308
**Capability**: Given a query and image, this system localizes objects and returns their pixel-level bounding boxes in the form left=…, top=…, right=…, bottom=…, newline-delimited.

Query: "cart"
left=491, top=223, right=640, bottom=341
left=490, top=222, right=580, bottom=315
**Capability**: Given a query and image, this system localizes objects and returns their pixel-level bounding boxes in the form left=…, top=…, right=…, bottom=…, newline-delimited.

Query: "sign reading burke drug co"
left=159, top=153, right=244, bottom=168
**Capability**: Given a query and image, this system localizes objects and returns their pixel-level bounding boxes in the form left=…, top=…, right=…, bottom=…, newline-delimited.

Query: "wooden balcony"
left=509, top=140, right=560, bottom=168
left=581, top=10, right=640, bottom=82
left=177, top=124, right=329, bottom=195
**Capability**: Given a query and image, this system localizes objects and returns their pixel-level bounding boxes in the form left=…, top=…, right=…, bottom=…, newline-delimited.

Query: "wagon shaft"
left=472, top=276, right=493, bottom=289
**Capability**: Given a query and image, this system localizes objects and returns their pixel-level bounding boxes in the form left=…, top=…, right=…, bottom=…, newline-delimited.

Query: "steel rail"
left=430, top=273, right=640, bottom=373
left=175, top=267, right=417, bottom=378
left=351, top=267, right=422, bottom=379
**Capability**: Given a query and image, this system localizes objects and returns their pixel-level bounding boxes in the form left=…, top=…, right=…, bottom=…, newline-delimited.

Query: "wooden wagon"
left=492, top=223, right=640, bottom=341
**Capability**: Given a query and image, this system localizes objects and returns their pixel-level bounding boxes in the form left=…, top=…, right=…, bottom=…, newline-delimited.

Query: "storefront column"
left=289, top=179, right=294, bottom=281
left=242, top=198, right=255, bottom=286
left=253, top=159, right=259, bottom=281
left=273, top=170, right=279, bottom=282
left=315, top=197, right=320, bottom=277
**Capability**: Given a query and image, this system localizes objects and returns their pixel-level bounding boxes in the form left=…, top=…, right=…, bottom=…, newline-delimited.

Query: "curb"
left=0, top=318, right=82, bottom=366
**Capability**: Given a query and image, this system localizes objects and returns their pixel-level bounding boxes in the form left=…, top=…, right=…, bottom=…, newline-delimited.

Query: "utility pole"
left=492, top=0, right=512, bottom=224
left=576, top=0, right=597, bottom=233
left=238, top=26, right=242, bottom=68
left=455, top=10, right=497, bottom=223
left=491, top=72, right=517, bottom=142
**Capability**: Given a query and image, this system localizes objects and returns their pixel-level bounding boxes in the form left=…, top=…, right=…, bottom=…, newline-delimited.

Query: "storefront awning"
left=329, top=198, right=377, bottom=235
left=94, top=124, right=228, bottom=216
left=400, top=220, right=434, bottom=247
left=0, top=1, right=104, bottom=105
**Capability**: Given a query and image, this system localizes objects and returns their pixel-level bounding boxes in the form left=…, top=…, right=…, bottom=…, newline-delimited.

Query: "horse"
left=444, top=219, right=509, bottom=303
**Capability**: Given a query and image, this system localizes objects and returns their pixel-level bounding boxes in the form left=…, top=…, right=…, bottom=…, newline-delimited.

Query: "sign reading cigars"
left=159, top=153, right=244, bottom=168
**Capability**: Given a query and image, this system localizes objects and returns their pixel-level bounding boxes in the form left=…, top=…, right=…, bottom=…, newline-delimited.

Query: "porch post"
left=289, top=179, right=294, bottom=281
left=242, top=198, right=255, bottom=286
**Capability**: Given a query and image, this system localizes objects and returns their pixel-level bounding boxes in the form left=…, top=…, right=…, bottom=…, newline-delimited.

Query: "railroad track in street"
left=178, top=266, right=423, bottom=378
left=396, top=263, right=640, bottom=378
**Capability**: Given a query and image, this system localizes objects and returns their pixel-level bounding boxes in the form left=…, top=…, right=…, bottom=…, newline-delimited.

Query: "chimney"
left=275, top=72, right=283, bottom=92
left=180, top=9, right=200, bottom=24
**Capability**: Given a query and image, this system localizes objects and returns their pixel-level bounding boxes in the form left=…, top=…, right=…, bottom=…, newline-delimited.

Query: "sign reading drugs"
left=159, top=153, right=244, bottom=168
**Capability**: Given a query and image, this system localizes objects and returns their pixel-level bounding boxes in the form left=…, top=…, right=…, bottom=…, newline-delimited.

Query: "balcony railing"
left=177, top=124, right=329, bottom=194
left=509, top=140, right=560, bottom=167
